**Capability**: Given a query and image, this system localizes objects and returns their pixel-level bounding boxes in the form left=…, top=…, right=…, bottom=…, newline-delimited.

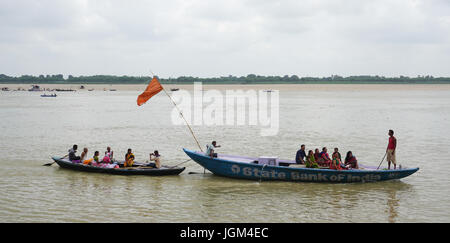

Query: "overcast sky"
left=1, top=0, right=449, bottom=78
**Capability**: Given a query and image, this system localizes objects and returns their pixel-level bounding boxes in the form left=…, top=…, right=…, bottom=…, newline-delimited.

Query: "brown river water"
left=0, top=84, right=449, bottom=222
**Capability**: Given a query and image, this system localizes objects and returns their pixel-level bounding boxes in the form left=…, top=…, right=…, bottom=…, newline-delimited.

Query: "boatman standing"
left=386, top=129, right=397, bottom=170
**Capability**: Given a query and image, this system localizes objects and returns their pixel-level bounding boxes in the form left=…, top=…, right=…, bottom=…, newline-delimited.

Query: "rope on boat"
left=170, top=159, right=192, bottom=168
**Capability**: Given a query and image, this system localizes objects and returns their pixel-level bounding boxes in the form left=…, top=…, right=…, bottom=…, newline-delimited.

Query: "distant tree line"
left=1, top=73, right=449, bottom=84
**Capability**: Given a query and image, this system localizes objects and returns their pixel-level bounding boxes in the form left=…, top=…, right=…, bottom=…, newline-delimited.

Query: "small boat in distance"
left=170, top=88, right=180, bottom=91
left=109, top=89, right=117, bottom=91
left=41, top=93, right=57, bottom=97
left=1, top=87, right=9, bottom=91
left=88, top=89, right=94, bottom=91
left=51, top=157, right=185, bottom=176
left=183, top=148, right=419, bottom=183
left=29, top=85, right=43, bottom=92
left=55, top=88, right=75, bottom=92
left=263, top=89, right=274, bottom=92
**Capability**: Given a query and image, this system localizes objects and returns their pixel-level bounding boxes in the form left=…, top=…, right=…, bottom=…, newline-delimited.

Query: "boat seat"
left=289, top=164, right=306, bottom=168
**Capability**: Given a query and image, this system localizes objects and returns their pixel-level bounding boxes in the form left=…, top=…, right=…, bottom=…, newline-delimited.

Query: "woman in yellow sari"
left=124, top=148, right=135, bottom=167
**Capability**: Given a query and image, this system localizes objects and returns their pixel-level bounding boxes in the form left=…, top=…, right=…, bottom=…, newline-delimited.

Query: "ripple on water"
left=1, top=89, right=450, bottom=222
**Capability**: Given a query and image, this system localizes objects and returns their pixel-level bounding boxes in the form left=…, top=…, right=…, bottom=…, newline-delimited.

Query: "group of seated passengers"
left=64, top=145, right=119, bottom=168
left=64, top=145, right=161, bottom=169
left=297, top=145, right=359, bottom=170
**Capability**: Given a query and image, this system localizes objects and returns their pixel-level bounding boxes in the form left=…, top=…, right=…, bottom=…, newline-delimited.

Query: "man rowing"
left=62, top=144, right=81, bottom=162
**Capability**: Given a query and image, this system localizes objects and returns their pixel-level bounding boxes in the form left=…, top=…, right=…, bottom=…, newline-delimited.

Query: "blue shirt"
left=296, top=149, right=306, bottom=164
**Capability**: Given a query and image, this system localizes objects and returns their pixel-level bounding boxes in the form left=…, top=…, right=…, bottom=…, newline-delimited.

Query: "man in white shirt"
left=206, top=141, right=221, bottom=158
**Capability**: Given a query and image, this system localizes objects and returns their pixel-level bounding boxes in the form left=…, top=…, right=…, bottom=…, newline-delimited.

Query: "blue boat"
left=183, top=148, right=419, bottom=183
left=41, top=94, right=57, bottom=97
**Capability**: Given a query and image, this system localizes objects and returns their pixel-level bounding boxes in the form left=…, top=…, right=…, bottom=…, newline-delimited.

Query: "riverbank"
left=2, top=83, right=450, bottom=92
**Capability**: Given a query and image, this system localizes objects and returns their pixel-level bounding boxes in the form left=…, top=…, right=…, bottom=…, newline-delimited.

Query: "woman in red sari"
left=318, top=147, right=332, bottom=167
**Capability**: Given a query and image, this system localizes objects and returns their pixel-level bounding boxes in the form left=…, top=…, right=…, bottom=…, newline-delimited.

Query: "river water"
left=0, top=85, right=449, bottom=222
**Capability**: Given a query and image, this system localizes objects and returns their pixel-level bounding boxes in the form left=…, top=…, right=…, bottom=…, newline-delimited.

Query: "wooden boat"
left=51, top=157, right=185, bottom=176
left=183, top=148, right=419, bottom=183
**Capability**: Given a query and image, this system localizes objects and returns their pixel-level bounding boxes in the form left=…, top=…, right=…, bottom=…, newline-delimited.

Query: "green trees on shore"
left=0, top=73, right=448, bottom=84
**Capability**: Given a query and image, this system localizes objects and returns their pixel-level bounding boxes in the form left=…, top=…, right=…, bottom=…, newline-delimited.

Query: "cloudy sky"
left=1, top=0, right=449, bottom=78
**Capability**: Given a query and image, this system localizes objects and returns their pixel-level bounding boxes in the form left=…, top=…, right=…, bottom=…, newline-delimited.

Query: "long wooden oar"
left=376, top=152, right=387, bottom=170
left=43, top=156, right=58, bottom=166
left=43, top=161, right=55, bottom=166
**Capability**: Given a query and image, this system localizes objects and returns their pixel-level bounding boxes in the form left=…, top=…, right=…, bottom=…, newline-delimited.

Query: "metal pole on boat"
left=376, top=152, right=387, bottom=170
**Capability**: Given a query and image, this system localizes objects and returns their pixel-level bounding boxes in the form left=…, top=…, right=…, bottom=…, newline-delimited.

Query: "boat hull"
left=52, top=157, right=185, bottom=176
left=183, top=149, right=419, bottom=183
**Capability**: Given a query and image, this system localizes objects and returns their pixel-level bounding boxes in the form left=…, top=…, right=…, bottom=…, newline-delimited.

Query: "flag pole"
left=160, top=84, right=204, bottom=152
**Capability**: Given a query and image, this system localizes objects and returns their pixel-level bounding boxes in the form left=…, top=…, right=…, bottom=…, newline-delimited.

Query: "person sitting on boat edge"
left=92, top=151, right=118, bottom=168
left=63, top=144, right=81, bottom=162
left=81, top=148, right=93, bottom=165
left=124, top=148, right=135, bottom=167
left=206, top=141, right=220, bottom=158
left=314, top=148, right=320, bottom=162
left=344, top=151, right=359, bottom=169
left=305, top=150, right=319, bottom=168
left=147, top=150, right=161, bottom=169
left=330, top=152, right=348, bottom=170
left=103, top=146, right=114, bottom=163
left=91, top=151, right=101, bottom=166
left=295, top=144, right=306, bottom=164
left=332, top=147, right=342, bottom=160
left=318, top=147, right=332, bottom=166
left=93, top=151, right=100, bottom=163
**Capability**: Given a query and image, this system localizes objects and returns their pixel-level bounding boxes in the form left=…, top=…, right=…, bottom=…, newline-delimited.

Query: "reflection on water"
left=0, top=88, right=449, bottom=222
left=387, top=189, right=399, bottom=223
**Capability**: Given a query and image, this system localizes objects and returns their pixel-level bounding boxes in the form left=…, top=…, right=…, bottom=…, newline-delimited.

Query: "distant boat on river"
left=41, top=93, right=57, bottom=97
left=28, top=85, right=43, bottom=92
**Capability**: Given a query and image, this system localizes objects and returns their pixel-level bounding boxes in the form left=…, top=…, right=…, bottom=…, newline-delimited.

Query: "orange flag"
left=137, top=76, right=163, bottom=106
